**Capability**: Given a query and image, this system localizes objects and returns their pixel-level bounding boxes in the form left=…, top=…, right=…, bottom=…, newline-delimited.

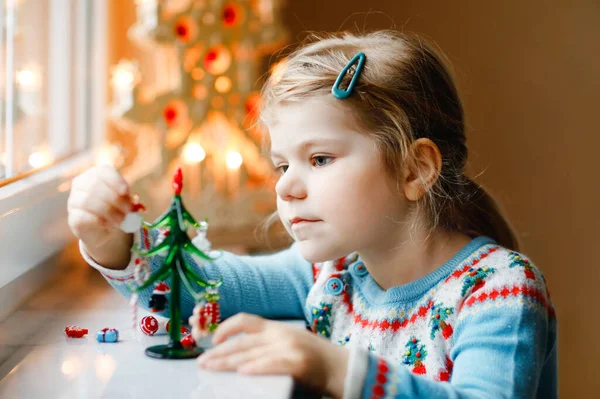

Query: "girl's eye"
left=312, top=156, right=333, bottom=167
left=275, top=165, right=288, bottom=175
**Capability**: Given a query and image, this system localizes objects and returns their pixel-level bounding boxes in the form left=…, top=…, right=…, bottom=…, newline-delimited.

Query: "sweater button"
left=351, top=261, right=369, bottom=277
left=324, top=277, right=344, bottom=295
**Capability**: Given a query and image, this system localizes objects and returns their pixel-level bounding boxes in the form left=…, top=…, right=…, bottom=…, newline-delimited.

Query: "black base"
left=145, top=343, right=205, bottom=359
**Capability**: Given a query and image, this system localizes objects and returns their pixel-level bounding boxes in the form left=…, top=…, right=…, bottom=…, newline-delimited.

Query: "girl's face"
left=268, top=96, right=411, bottom=263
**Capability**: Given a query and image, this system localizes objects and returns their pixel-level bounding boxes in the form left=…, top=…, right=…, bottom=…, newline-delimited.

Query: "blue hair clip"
left=331, top=52, right=366, bottom=99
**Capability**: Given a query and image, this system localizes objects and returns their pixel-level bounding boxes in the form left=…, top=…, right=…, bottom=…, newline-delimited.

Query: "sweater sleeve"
left=345, top=271, right=557, bottom=399
left=81, top=226, right=314, bottom=321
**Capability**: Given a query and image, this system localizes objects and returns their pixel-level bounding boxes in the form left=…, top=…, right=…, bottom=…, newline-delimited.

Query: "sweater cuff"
left=79, top=228, right=145, bottom=279
left=343, top=346, right=370, bottom=399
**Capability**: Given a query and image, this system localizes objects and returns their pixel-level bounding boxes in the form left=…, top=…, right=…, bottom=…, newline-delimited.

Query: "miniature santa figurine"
left=149, top=282, right=170, bottom=312
left=192, top=220, right=211, bottom=253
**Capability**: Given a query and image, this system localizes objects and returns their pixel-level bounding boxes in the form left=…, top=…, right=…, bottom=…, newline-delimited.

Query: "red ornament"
left=181, top=334, right=196, bottom=348
left=222, top=3, right=242, bottom=27
left=204, top=301, right=221, bottom=325
left=245, top=93, right=261, bottom=119
left=173, top=167, right=183, bottom=195
left=173, top=16, right=197, bottom=43
left=140, top=315, right=159, bottom=336
left=65, top=325, right=88, bottom=338
left=163, top=106, right=178, bottom=125
left=166, top=320, right=190, bottom=335
left=204, top=50, right=218, bottom=70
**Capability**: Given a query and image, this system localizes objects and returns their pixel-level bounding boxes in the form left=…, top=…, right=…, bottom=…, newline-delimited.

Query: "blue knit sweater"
left=81, top=227, right=557, bottom=399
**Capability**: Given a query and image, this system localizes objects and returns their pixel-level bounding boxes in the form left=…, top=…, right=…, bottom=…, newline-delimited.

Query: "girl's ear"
left=402, top=138, right=443, bottom=201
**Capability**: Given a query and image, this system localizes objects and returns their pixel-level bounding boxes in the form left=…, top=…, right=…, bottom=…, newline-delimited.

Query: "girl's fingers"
left=198, top=343, right=272, bottom=371
left=94, top=165, right=130, bottom=196
left=236, top=351, right=295, bottom=376
left=71, top=183, right=131, bottom=215
left=212, top=313, right=267, bottom=345
left=68, top=188, right=126, bottom=227
left=200, top=333, right=266, bottom=361
left=67, top=208, right=112, bottom=245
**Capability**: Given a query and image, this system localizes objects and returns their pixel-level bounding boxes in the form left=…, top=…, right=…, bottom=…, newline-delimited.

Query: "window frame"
left=0, top=0, right=107, bottom=290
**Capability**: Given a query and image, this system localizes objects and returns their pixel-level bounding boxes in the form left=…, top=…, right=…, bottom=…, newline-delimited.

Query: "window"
left=0, top=0, right=106, bottom=293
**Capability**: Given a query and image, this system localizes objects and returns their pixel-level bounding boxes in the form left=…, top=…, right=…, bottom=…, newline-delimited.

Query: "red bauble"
left=140, top=316, right=159, bottom=336
left=181, top=334, right=196, bottom=348
left=166, top=320, right=190, bottom=335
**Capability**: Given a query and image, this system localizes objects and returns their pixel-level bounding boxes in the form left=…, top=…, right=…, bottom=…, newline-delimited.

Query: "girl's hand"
left=67, top=165, right=134, bottom=269
left=197, top=313, right=349, bottom=399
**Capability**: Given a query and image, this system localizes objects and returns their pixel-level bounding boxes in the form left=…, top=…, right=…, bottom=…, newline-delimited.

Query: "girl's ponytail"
left=446, top=177, right=519, bottom=251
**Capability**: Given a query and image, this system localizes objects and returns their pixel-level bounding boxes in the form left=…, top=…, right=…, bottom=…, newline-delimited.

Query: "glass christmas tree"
left=130, top=167, right=222, bottom=359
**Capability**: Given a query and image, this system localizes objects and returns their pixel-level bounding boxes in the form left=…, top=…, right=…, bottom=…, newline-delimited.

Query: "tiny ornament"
left=97, top=328, right=119, bottom=343
left=149, top=282, right=170, bottom=312
left=154, top=227, right=171, bottom=245
left=191, top=221, right=211, bottom=253
left=65, top=325, right=88, bottom=338
left=204, top=282, right=221, bottom=333
left=165, top=319, right=190, bottom=335
left=181, top=334, right=196, bottom=348
left=189, top=302, right=210, bottom=341
left=203, top=301, right=221, bottom=333
left=120, top=196, right=146, bottom=233
left=140, top=315, right=159, bottom=336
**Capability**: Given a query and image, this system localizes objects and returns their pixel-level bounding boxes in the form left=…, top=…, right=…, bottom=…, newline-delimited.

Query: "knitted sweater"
left=81, top=228, right=557, bottom=399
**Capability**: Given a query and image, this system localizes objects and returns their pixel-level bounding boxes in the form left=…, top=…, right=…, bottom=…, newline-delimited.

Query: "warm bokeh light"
left=111, top=60, right=140, bottom=89
left=16, top=66, right=42, bottom=90
left=61, top=356, right=83, bottom=379
left=214, top=76, right=232, bottom=93
left=226, top=151, right=242, bottom=169
left=95, top=354, right=117, bottom=383
left=182, top=142, right=206, bottom=164
left=28, top=150, right=54, bottom=168
left=95, top=144, right=123, bottom=168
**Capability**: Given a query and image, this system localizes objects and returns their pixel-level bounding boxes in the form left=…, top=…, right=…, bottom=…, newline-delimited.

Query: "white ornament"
left=192, top=221, right=211, bottom=253
left=120, top=212, right=143, bottom=233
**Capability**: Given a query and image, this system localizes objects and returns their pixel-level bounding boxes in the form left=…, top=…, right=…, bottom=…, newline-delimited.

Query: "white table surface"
left=0, top=263, right=309, bottom=399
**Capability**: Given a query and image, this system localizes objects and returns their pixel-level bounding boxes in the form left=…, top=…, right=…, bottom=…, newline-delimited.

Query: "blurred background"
left=0, top=0, right=598, bottom=396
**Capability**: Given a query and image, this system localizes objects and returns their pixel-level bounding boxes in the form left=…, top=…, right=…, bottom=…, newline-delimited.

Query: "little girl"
left=68, top=30, right=557, bottom=398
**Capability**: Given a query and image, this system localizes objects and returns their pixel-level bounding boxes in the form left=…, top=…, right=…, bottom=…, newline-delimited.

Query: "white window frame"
left=0, top=1, right=106, bottom=293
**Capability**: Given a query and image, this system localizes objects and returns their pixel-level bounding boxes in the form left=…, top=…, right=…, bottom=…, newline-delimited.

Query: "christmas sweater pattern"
left=304, top=238, right=555, bottom=385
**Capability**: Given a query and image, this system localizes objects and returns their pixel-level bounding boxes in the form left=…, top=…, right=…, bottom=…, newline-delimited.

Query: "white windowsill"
left=0, top=151, right=96, bottom=320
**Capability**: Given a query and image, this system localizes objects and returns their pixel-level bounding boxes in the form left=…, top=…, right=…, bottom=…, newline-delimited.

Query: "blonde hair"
left=259, top=30, right=519, bottom=251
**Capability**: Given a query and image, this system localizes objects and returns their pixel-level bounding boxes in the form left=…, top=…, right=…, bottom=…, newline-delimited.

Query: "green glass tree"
left=130, top=167, right=222, bottom=359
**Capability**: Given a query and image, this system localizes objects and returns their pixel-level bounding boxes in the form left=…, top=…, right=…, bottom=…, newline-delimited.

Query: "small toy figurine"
left=65, top=325, right=88, bottom=338
left=140, top=315, right=159, bottom=336
left=149, top=282, right=170, bottom=312
left=96, top=328, right=119, bottom=343
left=191, top=220, right=211, bottom=253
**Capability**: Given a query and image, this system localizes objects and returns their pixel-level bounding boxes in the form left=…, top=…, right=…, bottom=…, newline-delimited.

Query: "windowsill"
left=0, top=153, right=96, bottom=319
left=0, top=241, right=297, bottom=398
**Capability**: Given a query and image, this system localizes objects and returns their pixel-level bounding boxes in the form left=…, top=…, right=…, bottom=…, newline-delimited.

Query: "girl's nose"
left=275, top=167, right=307, bottom=200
